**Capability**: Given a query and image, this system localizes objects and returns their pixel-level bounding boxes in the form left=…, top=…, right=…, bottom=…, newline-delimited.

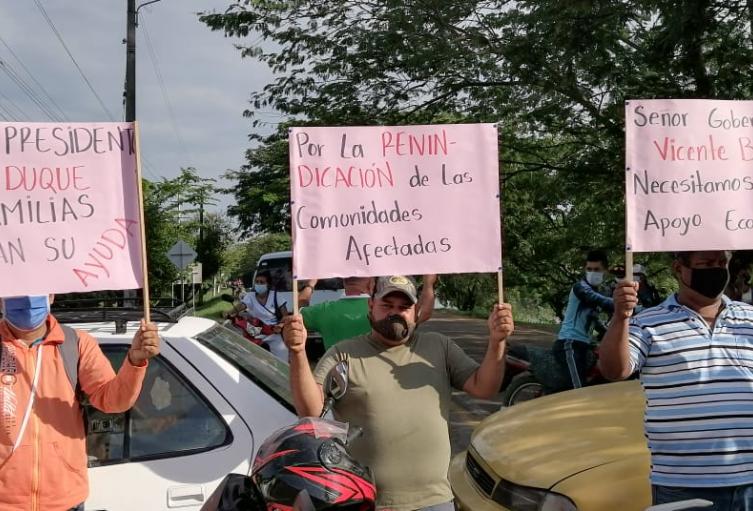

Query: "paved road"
left=420, top=311, right=557, bottom=456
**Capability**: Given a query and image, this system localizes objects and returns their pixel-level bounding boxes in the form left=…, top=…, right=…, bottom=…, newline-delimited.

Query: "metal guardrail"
left=51, top=307, right=179, bottom=325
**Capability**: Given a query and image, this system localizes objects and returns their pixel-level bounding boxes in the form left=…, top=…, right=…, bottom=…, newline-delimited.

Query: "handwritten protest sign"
left=626, top=99, right=753, bottom=252
left=0, top=122, right=143, bottom=296
left=289, top=124, right=501, bottom=279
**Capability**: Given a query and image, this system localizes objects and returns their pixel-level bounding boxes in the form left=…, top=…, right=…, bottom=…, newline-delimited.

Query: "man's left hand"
left=129, top=319, right=160, bottom=366
left=488, top=303, right=514, bottom=345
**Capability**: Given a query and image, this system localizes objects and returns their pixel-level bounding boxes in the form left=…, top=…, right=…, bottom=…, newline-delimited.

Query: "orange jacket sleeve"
left=77, top=330, right=147, bottom=413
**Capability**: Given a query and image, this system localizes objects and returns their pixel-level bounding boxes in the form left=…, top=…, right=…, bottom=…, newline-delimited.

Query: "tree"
left=221, top=127, right=292, bottom=236
left=222, top=233, right=291, bottom=286
left=142, top=178, right=187, bottom=299
left=201, top=1, right=753, bottom=312
left=196, top=213, right=233, bottom=282
left=143, top=167, right=222, bottom=299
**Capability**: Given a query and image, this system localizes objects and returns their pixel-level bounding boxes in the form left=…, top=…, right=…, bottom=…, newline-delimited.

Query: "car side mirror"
left=320, top=359, right=349, bottom=418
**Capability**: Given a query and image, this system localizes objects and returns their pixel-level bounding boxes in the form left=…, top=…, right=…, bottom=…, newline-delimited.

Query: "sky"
left=0, top=0, right=276, bottom=215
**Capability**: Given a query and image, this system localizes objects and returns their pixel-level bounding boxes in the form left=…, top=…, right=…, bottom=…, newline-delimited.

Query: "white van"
left=252, top=250, right=345, bottom=312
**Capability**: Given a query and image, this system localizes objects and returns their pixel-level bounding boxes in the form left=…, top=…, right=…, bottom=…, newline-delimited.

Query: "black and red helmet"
left=251, top=418, right=376, bottom=511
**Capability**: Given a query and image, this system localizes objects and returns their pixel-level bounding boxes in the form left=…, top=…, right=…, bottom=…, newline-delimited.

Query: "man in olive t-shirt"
left=283, top=275, right=514, bottom=511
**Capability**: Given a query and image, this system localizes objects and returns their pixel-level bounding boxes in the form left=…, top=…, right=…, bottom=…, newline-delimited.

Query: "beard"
left=369, top=314, right=415, bottom=343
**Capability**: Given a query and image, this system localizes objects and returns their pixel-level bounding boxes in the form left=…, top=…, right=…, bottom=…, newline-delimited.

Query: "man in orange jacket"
left=0, top=295, right=160, bottom=511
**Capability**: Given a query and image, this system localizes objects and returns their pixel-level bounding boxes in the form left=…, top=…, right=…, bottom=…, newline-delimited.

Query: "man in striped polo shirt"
left=602, top=250, right=753, bottom=508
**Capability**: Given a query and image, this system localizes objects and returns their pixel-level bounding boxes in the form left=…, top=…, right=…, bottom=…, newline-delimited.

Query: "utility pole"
left=125, top=0, right=136, bottom=122
left=125, top=0, right=161, bottom=121
left=198, top=189, right=205, bottom=245
left=123, top=0, right=137, bottom=308
left=124, top=0, right=161, bottom=309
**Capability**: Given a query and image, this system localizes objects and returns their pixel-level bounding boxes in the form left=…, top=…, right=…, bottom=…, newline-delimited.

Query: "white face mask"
left=585, top=271, right=604, bottom=287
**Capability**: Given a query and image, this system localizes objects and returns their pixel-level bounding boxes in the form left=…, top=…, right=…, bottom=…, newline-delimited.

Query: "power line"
left=0, top=104, right=13, bottom=121
left=141, top=156, right=162, bottom=180
left=0, top=36, right=68, bottom=121
left=0, top=86, right=30, bottom=120
left=0, top=89, right=27, bottom=120
left=139, top=13, right=190, bottom=159
left=31, top=0, right=116, bottom=121
left=0, top=59, right=62, bottom=121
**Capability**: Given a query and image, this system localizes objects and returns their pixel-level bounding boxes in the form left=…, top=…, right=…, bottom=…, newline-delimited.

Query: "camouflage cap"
left=373, top=275, right=418, bottom=304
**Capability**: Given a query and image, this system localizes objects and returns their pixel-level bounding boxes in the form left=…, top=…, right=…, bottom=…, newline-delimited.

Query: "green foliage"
left=194, top=290, right=235, bottom=321
left=143, top=178, right=182, bottom=298
left=143, top=167, right=226, bottom=298
left=437, top=274, right=497, bottom=312
left=196, top=213, right=233, bottom=280
left=504, top=287, right=558, bottom=324
left=223, top=233, right=292, bottom=285
left=220, top=125, right=293, bottom=236
left=437, top=274, right=556, bottom=323
left=201, top=0, right=753, bottom=312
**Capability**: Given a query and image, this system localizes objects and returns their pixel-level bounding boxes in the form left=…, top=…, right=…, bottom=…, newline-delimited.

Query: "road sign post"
left=167, top=240, right=197, bottom=305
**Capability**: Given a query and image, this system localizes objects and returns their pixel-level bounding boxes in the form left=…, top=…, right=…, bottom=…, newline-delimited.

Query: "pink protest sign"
left=626, top=99, right=753, bottom=252
left=0, top=122, right=144, bottom=296
left=290, top=124, right=501, bottom=279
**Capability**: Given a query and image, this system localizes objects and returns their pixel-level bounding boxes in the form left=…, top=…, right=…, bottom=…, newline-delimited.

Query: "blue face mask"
left=2, top=296, right=50, bottom=331
left=254, top=284, right=268, bottom=295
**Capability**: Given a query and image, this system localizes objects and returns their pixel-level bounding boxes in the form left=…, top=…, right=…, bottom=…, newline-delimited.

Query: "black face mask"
left=369, top=314, right=415, bottom=342
left=685, top=266, right=729, bottom=299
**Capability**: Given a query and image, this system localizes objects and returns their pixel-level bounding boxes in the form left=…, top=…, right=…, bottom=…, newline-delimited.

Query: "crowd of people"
left=196, top=254, right=753, bottom=510
left=4, top=249, right=753, bottom=510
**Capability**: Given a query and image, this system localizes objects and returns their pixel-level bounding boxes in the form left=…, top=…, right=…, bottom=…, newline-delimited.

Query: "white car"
left=64, top=314, right=296, bottom=510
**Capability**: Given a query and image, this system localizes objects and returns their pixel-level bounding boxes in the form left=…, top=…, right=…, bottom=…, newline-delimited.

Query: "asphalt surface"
left=420, top=311, right=557, bottom=456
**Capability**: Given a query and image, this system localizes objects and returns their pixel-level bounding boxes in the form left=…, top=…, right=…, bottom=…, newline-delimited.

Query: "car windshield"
left=195, top=324, right=294, bottom=411
left=255, top=256, right=343, bottom=292
left=257, top=257, right=293, bottom=292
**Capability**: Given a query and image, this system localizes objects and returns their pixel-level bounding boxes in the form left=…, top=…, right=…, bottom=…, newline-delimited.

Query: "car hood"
left=470, top=380, right=647, bottom=490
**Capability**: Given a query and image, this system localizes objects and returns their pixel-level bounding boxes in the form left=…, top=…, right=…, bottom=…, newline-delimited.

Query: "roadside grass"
left=195, top=288, right=234, bottom=321
left=432, top=286, right=559, bottom=328
left=432, top=308, right=559, bottom=334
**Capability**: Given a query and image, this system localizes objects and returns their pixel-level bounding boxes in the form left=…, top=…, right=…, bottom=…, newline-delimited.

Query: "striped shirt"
left=629, top=294, right=753, bottom=487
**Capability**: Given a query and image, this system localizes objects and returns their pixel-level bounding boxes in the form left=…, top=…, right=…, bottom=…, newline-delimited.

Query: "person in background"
left=297, top=274, right=438, bottom=352
left=0, top=295, right=159, bottom=511
left=297, top=277, right=375, bottom=352
left=634, top=264, right=662, bottom=310
left=552, top=250, right=614, bottom=389
left=731, top=266, right=753, bottom=304
left=241, top=270, right=288, bottom=361
left=741, top=271, right=753, bottom=305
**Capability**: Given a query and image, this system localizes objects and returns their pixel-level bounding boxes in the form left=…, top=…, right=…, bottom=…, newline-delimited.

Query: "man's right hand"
left=613, top=280, right=639, bottom=319
left=282, top=314, right=308, bottom=354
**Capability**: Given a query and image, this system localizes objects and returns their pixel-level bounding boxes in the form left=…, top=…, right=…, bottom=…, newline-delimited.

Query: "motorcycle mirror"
left=293, top=489, right=316, bottom=511
left=320, top=359, right=349, bottom=417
